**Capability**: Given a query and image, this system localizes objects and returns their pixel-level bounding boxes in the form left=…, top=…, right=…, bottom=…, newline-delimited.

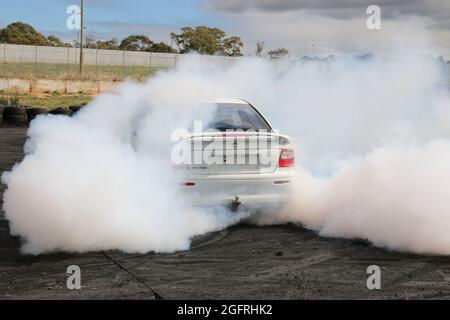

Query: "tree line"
left=0, top=21, right=290, bottom=58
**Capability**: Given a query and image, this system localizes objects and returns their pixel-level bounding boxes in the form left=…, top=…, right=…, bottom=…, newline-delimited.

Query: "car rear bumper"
left=180, top=174, right=295, bottom=209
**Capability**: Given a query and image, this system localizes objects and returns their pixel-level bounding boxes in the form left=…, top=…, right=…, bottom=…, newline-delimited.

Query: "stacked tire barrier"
left=0, top=104, right=85, bottom=126
left=0, top=105, right=4, bottom=123
left=49, top=107, right=72, bottom=116
left=26, top=107, right=48, bottom=123
left=69, top=105, right=82, bottom=114
left=3, top=105, right=28, bottom=125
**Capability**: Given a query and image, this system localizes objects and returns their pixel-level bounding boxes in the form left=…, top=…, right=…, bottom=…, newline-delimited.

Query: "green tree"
left=0, top=22, right=49, bottom=46
left=268, top=48, right=289, bottom=59
left=47, top=35, right=66, bottom=47
left=222, top=36, right=243, bottom=56
left=150, top=41, right=177, bottom=53
left=96, top=38, right=119, bottom=50
left=170, top=26, right=243, bottom=56
left=119, top=35, right=153, bottom=51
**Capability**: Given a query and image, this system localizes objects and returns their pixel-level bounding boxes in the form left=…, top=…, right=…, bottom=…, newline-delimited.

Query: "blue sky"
left=0, top=0, right=219, bottom=43
left=1, top=1, right=449, bottom=57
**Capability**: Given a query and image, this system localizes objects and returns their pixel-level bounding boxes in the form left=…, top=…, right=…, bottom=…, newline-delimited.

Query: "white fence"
left=0, top=43, right=448, bottom=83
left=0, top=43, right=245, bottom=81
left=0, top=43, right=241, bottom=68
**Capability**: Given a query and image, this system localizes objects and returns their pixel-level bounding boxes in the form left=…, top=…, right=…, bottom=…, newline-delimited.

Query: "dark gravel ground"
left=1, top=125, right=450, bottom=299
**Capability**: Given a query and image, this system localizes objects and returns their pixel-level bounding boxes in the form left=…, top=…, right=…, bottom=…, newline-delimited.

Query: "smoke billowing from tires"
left=2, top=48, right=450, bottom=255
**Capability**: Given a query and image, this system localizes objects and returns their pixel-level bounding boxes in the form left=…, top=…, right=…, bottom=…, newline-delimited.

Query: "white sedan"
left=177, top=99, right=295, bottom=212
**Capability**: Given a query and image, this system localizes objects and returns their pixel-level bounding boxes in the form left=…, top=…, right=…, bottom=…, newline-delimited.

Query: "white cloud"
left=208, top=4, right=450, bottom=59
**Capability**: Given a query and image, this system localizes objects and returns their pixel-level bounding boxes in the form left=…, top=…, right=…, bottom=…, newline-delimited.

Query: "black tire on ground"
left=3, top=114, right=27, bottom=125
left=0, top=105, right=5, bottom=124
left=49, top=107, right=72, bottom=116
left=26, top=108, right=48, bottom=123
left=4, top=105, right=26, bottom=116
left=3, top=106, right=27, bottom=125
left=69, top=105, right=82, bottom=115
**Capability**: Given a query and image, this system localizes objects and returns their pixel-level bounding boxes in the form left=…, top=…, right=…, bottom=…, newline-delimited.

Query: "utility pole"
left=79, top=0, right=84, bottom=75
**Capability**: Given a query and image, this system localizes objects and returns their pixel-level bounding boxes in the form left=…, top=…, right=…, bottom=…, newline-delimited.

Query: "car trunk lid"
left=186, top=131, right=285, bottom=175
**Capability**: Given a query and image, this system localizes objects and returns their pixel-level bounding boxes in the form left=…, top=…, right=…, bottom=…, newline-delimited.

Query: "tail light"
left=278, top=149, right=295, bottom=167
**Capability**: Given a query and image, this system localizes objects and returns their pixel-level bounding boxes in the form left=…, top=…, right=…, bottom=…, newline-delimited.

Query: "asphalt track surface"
left=1, top=125, right=450, bottom=299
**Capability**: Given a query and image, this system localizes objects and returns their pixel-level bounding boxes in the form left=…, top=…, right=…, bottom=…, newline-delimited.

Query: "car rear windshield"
left=204, top=103, right=271, bottom=131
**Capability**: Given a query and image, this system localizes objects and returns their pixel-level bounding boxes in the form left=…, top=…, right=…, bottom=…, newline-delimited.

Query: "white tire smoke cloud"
left=262, top=142, right=450, bottom=255
left=1, top=81, right=240, bottom=254
left=2, top=53, right=450, bottom=255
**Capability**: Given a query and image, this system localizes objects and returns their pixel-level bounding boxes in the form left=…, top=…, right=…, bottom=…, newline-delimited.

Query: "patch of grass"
left=0, top=91, right=20, bottom=105
left=0, top=62, right=167, bottom=81
left=0, top=93, right=93, bottom=108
